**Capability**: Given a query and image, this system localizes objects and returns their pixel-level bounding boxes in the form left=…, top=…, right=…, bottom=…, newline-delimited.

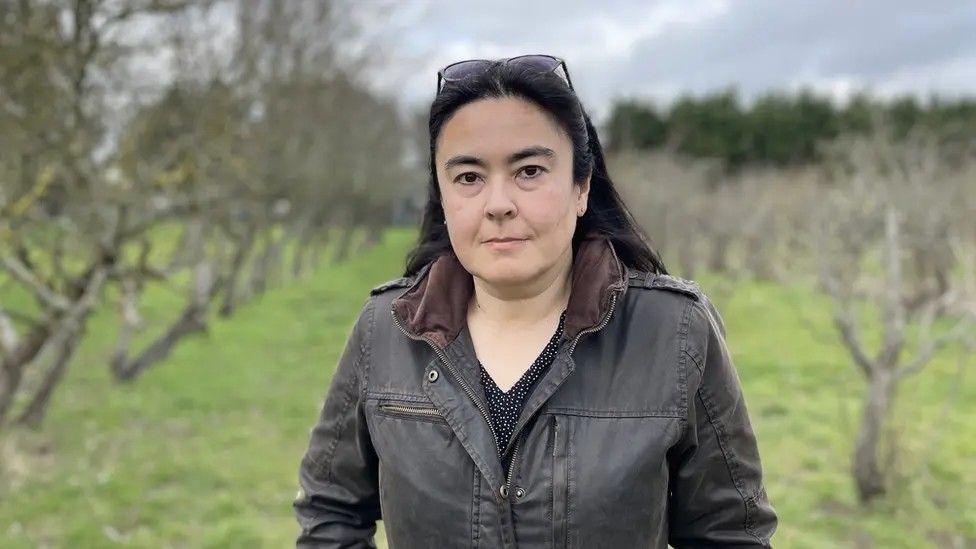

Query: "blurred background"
left=1, top=1, right=974, bottom=547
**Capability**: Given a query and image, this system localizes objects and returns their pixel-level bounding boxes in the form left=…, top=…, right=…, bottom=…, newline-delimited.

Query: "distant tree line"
left=604, top=88, right=976, bottom=169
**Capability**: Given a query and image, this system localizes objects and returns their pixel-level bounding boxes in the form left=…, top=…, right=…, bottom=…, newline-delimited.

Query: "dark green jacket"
left=293, top=233, right=778, bottom=548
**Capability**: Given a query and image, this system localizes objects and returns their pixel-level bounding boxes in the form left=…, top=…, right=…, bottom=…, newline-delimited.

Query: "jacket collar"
left=391, top=232, right=629, bottom=350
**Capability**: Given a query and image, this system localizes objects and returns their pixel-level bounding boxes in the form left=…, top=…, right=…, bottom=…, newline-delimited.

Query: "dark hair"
left=401, top=60, right=668, bottom=277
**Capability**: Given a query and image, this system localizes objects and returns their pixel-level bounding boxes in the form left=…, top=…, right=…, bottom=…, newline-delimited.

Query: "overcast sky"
left=351, top=0, right=976, bottom=122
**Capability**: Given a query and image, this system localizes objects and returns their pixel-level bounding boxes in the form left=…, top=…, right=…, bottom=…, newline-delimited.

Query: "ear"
left=577, top=174, right=591, bottom=207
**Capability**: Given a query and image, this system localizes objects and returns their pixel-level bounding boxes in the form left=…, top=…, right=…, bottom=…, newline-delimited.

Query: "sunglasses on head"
left=436, top=54, right=574, bottom=94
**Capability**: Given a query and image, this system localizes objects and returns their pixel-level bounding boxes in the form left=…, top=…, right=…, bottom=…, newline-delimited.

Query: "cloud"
left=361, top=0, right=976, bottom=120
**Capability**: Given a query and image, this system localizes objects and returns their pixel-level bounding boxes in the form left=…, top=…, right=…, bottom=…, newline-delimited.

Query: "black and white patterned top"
left=478, top=309, right=567, bottom=473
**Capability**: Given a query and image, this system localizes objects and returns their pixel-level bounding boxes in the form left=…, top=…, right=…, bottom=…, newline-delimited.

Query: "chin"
left=475, top=261, right=536, bottom=285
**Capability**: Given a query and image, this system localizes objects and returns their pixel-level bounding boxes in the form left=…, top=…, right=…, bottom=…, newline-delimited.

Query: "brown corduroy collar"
left=391, top=232, right=630, bottom=351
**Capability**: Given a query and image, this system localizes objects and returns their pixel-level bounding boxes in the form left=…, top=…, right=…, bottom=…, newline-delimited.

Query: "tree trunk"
left=0, top=363, right=24, bottom=427
left=853, top=368, right=895, bottom=503
left=707, top=233, right=731, bottom=273
left=262, top=231, right=285, bottom=289
left=15, top=332, right=81, bottom=428
left=331, top=225, right=357, bottom=263
left=308, top=228, right=332, bottom=272
left=247, top=231, right=275, bottom=296
left=219, top=224, right=257, bottom=318
left=0, top=325, right=51, bottom=427
left=746, top=233, right=776, bottom=281
left=112, top=263, right=221, bottom=382
left=111, top=299, right=208, bottom=382
left=290, top=212, right=317, bottom=279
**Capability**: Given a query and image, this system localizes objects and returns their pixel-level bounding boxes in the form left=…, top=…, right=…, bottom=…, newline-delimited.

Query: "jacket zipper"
left=551, top=414, right=567, bottom=547
left=501, top=289, right=620, bottom=501
left=377, top=401, right=445, bottom=421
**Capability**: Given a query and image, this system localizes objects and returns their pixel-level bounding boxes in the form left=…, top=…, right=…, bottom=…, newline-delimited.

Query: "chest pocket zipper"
left=376, top=401, right=448, bottom=425
left=550, top=414, right=569, bottom=548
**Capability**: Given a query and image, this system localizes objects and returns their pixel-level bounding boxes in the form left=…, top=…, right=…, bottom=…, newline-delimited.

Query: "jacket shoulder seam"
left=628, top=271, right=703, bottom=302
left=686, top=296, right=727, bottom=363
left=369, top=261, right=434, bottom=296
left=676, top=298, right=695, bottom=436
left=369, top=275, right=413, bottom=296
left=361, top=294, right=378, bottom=399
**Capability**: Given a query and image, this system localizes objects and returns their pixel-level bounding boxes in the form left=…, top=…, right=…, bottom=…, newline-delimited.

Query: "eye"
left=517, top=165, right=547, bottom=180
left=454, top=172, right=482, bottom=186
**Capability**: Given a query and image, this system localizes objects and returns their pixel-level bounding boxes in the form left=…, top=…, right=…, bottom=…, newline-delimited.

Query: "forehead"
left=436, top=97, right=569, bottom=161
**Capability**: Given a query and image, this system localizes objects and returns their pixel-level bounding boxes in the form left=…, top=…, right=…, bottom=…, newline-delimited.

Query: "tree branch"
left=0, top=256, right=71, bottom=312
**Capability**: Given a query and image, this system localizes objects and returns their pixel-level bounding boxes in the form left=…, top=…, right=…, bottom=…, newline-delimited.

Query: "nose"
left=484, top=179, right=517, bottom=220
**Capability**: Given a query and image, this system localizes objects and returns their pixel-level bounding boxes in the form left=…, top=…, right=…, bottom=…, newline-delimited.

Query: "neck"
left=468, top=247, right=573, bottom=331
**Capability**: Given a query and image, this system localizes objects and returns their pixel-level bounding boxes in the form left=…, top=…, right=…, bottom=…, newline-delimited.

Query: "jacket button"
left=427, top=369, right=439, bottom=382
left=499, top=484, right=509, bottom=498
left=514, top=486, right=525, bottom=499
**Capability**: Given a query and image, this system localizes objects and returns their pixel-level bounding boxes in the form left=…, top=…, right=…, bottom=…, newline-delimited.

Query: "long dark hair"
left=401, top=60, right=668, bottom=277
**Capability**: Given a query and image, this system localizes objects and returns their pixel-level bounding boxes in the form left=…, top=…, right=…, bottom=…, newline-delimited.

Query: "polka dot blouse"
left=478, top=309, right=567, bottom=472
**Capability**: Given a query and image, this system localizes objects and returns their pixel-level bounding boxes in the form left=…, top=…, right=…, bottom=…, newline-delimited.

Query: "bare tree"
left=813, top=128, right=976, bottom=502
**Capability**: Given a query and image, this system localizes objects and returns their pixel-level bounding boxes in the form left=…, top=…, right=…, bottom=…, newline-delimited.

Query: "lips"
left=484, top=237, right=528, bottom=252
left=485, top=236, right=528, bottom=243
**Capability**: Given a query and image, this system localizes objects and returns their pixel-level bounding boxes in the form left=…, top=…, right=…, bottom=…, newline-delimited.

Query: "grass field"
left=1, top=227, right=973, bottom=548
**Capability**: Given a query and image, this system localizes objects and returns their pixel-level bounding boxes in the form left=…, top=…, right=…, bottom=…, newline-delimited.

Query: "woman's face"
left=435, top=96, right=590, bottom=290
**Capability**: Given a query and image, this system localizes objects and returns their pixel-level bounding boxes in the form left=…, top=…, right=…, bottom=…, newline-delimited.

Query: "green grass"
left=1, top=227, right=974, bottom=547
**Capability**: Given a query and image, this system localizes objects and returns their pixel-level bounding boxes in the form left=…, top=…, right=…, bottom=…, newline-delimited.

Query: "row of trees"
left=605, top=88, right=976, bottom=169
left=0, top=0, right=415, bottom=429
left=612, top=126, right=976, bottom=503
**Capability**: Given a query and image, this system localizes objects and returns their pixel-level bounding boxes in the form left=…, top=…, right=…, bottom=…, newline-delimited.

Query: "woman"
left=293, top=55, right=778, bottom=548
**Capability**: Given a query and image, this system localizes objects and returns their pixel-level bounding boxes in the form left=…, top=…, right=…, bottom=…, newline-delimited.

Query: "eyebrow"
left=443, top=145, right=556, bottom=171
